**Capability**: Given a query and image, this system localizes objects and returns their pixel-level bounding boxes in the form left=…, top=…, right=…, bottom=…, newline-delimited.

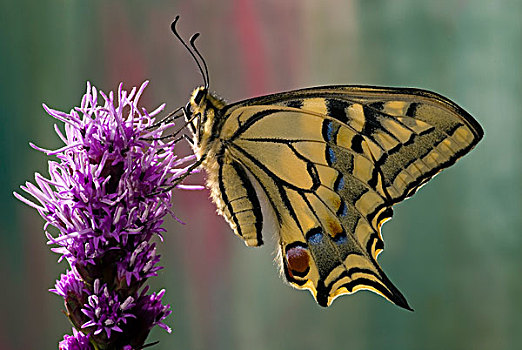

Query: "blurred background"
left=2, top=0, right=521, bottom=349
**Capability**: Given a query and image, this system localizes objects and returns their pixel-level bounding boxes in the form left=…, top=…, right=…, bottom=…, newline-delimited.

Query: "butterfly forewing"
left=195, top=85, right=483, bottom=308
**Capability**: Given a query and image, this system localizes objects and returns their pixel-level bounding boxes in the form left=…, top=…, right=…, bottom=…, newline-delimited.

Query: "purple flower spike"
left=16, top=81, right=199, bottom=349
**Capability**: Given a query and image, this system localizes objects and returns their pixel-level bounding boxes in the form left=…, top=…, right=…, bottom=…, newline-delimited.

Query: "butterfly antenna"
left=189, top=33, right=210, bottom=89
left=171, top=16, right=207, bottom=88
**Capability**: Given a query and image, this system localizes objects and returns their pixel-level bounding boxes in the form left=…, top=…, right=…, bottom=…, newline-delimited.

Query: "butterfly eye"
left=194, top=88, right=206, bottom=105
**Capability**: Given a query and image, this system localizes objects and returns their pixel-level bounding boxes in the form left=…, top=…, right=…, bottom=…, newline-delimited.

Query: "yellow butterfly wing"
left=199, top=86, right=483, bottom=308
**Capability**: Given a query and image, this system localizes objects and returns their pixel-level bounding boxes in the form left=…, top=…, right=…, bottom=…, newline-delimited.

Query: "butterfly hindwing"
left=195, top=86, right=483, bottom=308
left=216, top=159, right=264, bottom=247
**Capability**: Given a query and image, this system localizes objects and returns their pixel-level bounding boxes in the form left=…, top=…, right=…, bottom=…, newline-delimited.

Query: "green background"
left=2, top=0, right=521, bottom=349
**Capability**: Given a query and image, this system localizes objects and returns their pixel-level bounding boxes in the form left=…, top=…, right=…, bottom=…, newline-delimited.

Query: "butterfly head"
left=171, top=17, right=225, bottom=151
left=185, top=86, right=226, bottom=150
left=185, top=86, right=207, bottom=138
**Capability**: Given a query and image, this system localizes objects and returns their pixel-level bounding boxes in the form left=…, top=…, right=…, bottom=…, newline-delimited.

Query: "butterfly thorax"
left=186, top=86, right=227, bottom=162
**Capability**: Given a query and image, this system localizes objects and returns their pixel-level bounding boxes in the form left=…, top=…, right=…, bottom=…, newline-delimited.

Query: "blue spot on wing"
left=326, top=146, right=336, bottom=165
left=337, top=201, right=348, bottom=217
left=308, top=232, right=323, bottom=244
left=332, top=232, right=348, bottom=245
left=306, top=228, right=324, bottom=245
left=334, top=175, right=345, bottom=192
left=326, top=121, right=335, bottom=141
left=322, top=120, right=336, bottom=142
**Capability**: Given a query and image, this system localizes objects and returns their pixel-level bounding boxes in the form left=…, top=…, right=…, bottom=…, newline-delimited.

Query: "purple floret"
left=117, top=241, right=162, bottom=288
left=50, top=269, right=86, bottom=298
left=135, top=288, right=173, bottom=333
left=81, top=279, right=136, bottom=338
left=59, top=328, right=92, bottom=350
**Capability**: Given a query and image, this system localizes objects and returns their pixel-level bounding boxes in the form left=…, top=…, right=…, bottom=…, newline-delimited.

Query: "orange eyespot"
left=286, top=245, right=310, bottom=278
